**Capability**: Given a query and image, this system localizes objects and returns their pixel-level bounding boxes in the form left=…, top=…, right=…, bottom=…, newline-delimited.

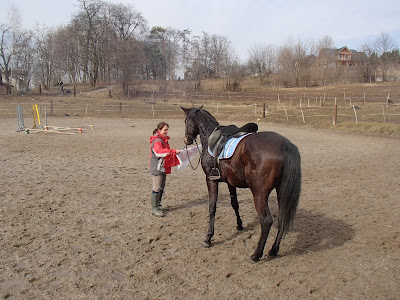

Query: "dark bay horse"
left=181, top=106, right=302, bottom=262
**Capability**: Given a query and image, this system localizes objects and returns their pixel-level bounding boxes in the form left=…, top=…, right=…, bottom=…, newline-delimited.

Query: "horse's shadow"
left=172, top=194, right=355, bottom=255
left=168, top=195, right=209, bottom=211
left=284, top=208, right=355, bottom=255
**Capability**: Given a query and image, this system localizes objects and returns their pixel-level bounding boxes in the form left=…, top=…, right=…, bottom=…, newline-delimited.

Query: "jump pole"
left=16, top=105, right=25, bottom=131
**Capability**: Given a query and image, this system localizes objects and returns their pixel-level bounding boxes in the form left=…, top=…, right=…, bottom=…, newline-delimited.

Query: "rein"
left=185, top=137, right=201, bottom=170
left=184, top=109, right=218, bottom=171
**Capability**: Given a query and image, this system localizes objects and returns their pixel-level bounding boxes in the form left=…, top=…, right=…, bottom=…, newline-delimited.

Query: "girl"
left=149, top=122, right=181, bottom=217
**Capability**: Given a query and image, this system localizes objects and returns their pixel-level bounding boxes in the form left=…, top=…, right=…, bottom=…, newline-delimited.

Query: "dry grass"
left=1, top=80, right=400, bottom=137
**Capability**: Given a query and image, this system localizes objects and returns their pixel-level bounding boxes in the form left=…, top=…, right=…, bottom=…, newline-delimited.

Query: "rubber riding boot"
left=151, top=191, right=164, bottom=217
left=157, top=189, right=169, bottom=212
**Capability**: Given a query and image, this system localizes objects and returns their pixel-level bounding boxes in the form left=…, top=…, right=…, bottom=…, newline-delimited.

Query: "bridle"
left=185, top=137, right=201, bottom=170
left=183, top=108, right=218, bottom=170
left=184, top=112, right=202, bottom=170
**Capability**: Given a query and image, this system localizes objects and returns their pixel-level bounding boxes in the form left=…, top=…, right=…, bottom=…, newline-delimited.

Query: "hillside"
left=1, top=80, right=399, bottom=137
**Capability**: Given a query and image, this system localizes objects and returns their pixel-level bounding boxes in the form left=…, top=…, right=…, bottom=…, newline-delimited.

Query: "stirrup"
left=209, top=168, right=221, bottom=180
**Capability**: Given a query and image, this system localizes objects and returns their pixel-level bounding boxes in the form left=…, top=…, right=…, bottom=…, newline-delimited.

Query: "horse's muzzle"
left=184, top=137, right=193, bottom=145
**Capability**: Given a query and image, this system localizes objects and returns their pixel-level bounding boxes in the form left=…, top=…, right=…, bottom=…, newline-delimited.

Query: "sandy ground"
left=0, top=115, right=399, bottom=299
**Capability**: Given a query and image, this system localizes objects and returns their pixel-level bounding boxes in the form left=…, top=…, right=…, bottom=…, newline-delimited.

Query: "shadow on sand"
left=170, top=194, right=355, bottom=256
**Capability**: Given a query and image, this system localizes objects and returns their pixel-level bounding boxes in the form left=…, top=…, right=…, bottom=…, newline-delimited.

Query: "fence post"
left=109, top=88, right=112, bottom=98
left=74, top=85, right=76, bottom=97
left=120, top=102, right=123, bottom=118
left=382, top=106, right=386, bottom=123
left=263, top=103, right=266, bottom=118
left=353, top=105, right=358, bottom=124
left=39, top=85, right=41, bottom=95
left=333, top=104, right=337, bottom=125
left=278, top=94, right=280, bottom=109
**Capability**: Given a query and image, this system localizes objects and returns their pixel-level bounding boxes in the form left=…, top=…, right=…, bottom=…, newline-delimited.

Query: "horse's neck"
left=199, top=132, right=211, bottom=149
left=197, top=115, right=218, bottom=148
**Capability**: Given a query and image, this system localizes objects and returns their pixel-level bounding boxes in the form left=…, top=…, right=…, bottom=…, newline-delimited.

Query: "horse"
left=181, top=106, right=302, bottom=262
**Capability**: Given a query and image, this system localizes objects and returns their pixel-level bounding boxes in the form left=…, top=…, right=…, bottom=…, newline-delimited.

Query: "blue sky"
left=1, top=0, right=400, bottom=61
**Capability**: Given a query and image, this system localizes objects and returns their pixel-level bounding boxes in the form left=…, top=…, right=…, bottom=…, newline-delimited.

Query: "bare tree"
left=247, top=43, right=276, bottom=82
left=145, top=26, right=182, bottom=85
left=108, top=2, right=147, bottom=93
left=224, top=50, right=245, bottom=91
left=313, top=35, right=336, bottom=86
left=13, top=30, right=34, bottom=91
left=180, top=29, right=191, bottom=72
left=0, top=5, right=23, bottom=86
left=32, top=25, right=56, bottom=90
left=72, top=0, right=108, bottom=86
left=374, top=32, right=397, bottom=81
left=53, top=26, right=83, bottom=84
left=361, top=41, right=378, bottom=82
left=108, top=3, right=147, bottom=41
left=0, top=24, right=33, bottom=91
left=277, top=38, right=311, bottom=87
left=210, top=34, right=230, bottom=77
left=0, top=24, right=13, bottom=84
left=199, top=32, right=212, bottom=79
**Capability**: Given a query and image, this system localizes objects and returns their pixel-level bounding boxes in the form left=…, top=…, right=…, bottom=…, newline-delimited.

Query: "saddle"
left=208, top=123, right=258, bottom=180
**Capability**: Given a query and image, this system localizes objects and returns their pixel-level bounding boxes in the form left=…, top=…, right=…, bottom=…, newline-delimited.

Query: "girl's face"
left=158, top=125, right=169, bottom=137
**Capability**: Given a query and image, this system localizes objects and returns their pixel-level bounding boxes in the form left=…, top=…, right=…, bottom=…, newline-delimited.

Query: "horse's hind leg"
left=251, top=190, right=273, bottom=262
left=228, top=184, right=243, bottom=230
left=269, top=190, right=284, bottom=257
left=269, top=227, right=284, bottom=257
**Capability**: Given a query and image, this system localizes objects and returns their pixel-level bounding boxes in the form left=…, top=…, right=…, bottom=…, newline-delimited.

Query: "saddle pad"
left=208, top=133, right=252, bottom=159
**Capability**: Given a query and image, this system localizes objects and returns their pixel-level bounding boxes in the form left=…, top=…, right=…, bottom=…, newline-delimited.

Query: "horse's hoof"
left=268, top=249, right=278, bottom=257
left=237, top=225, right=244, bottom=231
left=202, top=240, right=212, bottom=248
left=250, top=255, right=260, bottom=263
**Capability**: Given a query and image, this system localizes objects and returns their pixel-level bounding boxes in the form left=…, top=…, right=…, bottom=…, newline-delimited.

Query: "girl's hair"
left=153, top=121, right=169, bottom=135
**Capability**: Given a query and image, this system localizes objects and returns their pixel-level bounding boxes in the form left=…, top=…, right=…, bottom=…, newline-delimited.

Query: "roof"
left=319, top=46, right=366, bottom=61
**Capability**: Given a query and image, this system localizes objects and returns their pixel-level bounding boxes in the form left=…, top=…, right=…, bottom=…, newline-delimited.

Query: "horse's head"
left=181, top=106, right=203, bottom=145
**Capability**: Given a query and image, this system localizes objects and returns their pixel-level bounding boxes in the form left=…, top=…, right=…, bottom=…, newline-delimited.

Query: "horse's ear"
left=181, top=106, right=189, bottom=114
left=199, top=105, right=204, bottom=110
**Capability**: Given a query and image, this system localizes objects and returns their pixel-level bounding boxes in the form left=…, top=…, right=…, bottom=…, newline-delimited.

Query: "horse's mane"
left=195, top=108, right=219, bottom=128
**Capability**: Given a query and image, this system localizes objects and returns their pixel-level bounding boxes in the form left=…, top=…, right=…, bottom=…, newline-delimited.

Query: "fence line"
left=3, top=97, right=400, bottom=128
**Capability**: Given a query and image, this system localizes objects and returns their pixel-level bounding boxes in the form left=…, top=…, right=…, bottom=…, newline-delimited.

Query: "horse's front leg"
left=202, top=178, right=219, bottom=248
left=228, top=184, right=243, bottom=231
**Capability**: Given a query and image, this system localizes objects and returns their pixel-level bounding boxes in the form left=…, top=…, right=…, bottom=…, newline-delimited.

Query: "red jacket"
left=149, top=133, right=180, bottom=174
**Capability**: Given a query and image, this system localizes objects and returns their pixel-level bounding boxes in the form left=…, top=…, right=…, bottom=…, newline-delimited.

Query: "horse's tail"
left=278, top=140, right=301, bottom=235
